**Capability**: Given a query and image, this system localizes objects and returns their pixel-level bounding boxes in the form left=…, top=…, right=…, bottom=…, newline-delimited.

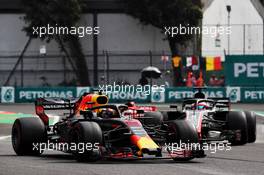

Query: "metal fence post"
left=243, top=24, right=246, bottom=55
left=21, top=52, right=23, bottom=87
left=93, top=12, right=98, bottom=86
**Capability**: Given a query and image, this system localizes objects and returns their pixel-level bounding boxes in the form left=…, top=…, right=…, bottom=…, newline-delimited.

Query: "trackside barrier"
left=0, top=86, right=263, bottom=103
left=225, top=55, right=264, bottom=86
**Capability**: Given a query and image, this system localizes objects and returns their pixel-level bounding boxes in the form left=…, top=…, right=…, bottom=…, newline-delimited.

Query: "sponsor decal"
left=151, top=87, right=165, bottom=103
left=225, top=55, right=264, bottom=86
left=226, top=87, right=241, bottom=103
left=76, top=87, right=91, bottom=97
left=244, top=90, right=264, bottom=101
left=234, top=62, right=264, bottom=78
left=167, top=88, right=225, bottom=102
left=107, top=91, right=149, bottom=102
left=1, top=87, right=15, bottom=103
left=15, top=87, right=76, bottom=102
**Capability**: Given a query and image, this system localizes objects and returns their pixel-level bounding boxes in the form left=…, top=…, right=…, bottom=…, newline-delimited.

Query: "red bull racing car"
left=11, top=92, right=205, bottom=162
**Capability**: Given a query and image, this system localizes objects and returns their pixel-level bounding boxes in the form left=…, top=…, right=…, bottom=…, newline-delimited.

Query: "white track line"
left=0, top=135, right=11, bottom=140
left=255, top=112, right=264, bottom=117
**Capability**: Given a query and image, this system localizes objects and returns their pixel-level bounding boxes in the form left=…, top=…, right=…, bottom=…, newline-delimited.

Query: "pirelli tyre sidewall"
left=12, top=117, right=46, bottom=156
left=244, top=111, right=257, bottom=143
left=165, top=120, right=199, bottom=161
left=227, top=111, right=248, bottom=145
left=71, top=121, right=103, bottom=162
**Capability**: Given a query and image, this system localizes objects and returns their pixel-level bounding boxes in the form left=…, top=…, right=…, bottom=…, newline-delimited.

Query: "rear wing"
left=35, top=98, right=77, bottom=110
left=35, top=93, right=108, bottom=125
left=35, top=98, right=80, bottom=126
left=208, top=98, right=230, bottom=109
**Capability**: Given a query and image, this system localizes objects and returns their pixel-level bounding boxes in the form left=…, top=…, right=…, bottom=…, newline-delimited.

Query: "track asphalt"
left=0, top=103, right=263, bottom=175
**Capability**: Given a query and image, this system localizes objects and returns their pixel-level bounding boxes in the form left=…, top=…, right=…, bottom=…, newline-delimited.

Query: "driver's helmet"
left=125, top=101, right=136, bottom=107
left=98, top=108, right=117, bottom=118
left=197, top=102, right=208, bottom=110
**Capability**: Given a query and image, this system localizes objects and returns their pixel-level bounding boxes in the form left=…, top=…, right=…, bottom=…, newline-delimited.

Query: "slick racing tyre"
left=72, top=121, right=103, bottom=162
left=166, top=120, right=200, bottom=161
left=161, top=111, right=168, bottom=121
left=12, top=117, right=46, bottom=156
left=227, top=111, right=248, bottom=145
left=143, top=112, right=163, bottom=126
left=162, top=111, right=185, bottom=121
left=244, top=111, right=256, bottom=143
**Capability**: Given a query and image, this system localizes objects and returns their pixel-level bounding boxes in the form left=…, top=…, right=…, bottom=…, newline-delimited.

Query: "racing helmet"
left=197, top=102, right=208, bottom=110
left=98, top=108, right=118, bottom=118
left=125, top=101, right=136, bottom=107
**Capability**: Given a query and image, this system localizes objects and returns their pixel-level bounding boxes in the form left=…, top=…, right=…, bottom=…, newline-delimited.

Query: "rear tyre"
left=166, top=120, right=200, bottom=161
left=161, top=111, right=168, bottom=121
left=227, top=111, right=248, bottom=145
left=71, top=122, right=103, bottom=162
left=244, top=111, right=256, bottom=143
left=12, top=117, right=46, bottom=156
left=164, top=111, right=185, bottom=121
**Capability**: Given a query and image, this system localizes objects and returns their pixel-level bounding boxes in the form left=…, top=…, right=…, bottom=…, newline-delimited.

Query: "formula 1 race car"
left=120, top=101, right=164, bottom=126
left=162, top=88, right=257, bottom=145
left=11, top=93, right=205, bottom=162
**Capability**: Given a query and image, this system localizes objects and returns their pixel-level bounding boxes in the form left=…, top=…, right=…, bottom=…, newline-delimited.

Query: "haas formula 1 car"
left=162, top=88, right=257, bottom=145
left=12, top=93, right=205, bottom=162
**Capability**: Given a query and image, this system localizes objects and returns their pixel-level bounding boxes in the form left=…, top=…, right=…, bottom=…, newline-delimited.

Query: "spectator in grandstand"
left=217, top=75, right=225, bottom=86
left=196, top=71, right=204, bottom=87
left=209, top=74, right=218, bottom=86
left=192, top=74, right=197, bottom=86
left=186, top=71, right=196, bottom=87
left=139, top=76, right=148, bottom=86
left=40, top=76, right=50, bottom=86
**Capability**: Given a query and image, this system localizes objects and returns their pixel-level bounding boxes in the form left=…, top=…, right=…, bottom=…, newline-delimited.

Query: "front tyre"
left=165, top=120, right=201, bottom=161
left=71, top=122, right=103, bottom=162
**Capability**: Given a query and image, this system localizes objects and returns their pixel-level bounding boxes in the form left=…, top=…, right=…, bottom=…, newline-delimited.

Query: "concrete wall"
left=202, top=0, right=263, bottom=58
left=0, top=14, right=170, bottom=86
left=0, top=14, right=170, bottom=54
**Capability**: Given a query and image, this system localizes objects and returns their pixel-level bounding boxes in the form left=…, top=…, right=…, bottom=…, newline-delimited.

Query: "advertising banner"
left=107, top=91, right=150, bottom=103
left=151, top=87, right=165, bottom=103
left=226, top=87, right=241, bottom=103
left=98, top=84, right=160, bottom=103
left=15, top=87, right=76, bottom=103
left=225, top=55, right=264, bottom=86
left=241, top=87, right=264, bottom=103
left=1, top=87, right=15, bottom=103
left=76, top=87, right=91, bottom=97
left=165, top=87, right=226, bottom=103
left=1, top=86, right=264, bottom=103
